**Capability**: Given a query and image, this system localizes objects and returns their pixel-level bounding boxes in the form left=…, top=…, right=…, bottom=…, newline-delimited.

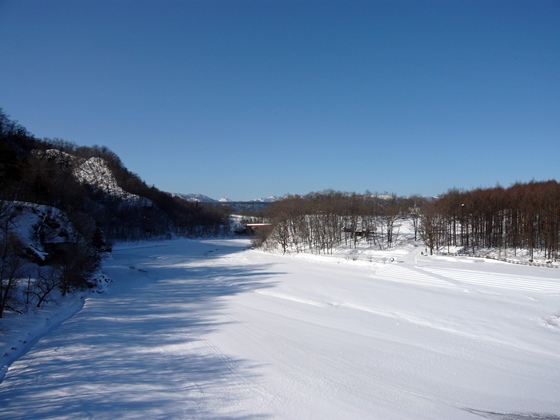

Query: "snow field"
left=0, top=238, right=559, bottom=419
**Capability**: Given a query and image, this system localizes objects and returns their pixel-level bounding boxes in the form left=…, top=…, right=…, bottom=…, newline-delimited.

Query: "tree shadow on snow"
left=0, top=241, right=281, bottom=419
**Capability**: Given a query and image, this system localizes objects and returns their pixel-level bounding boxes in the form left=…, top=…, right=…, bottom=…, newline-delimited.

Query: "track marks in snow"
left=464, top=409, right=560, bottom=420
left=421, top=267, right=560, bottom=293
left=373, top=264, right=458, bottom=289
left=254, top=290, right=465, bottom=339
left=254, top=290, right=331, bottom=308
left=370, top=261, right=560, bottom=294
left=195, top=335, right=280, bottom=412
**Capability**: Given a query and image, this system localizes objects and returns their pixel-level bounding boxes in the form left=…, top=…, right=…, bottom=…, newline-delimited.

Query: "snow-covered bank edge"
left=0, top=292, right=86, bottom=383
left=0, top=237, right=225, bottom=384
left=0, top=269, right=111, bottom=384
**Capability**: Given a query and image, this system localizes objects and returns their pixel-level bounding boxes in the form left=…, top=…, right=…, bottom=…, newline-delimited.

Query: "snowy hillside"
left=5, top=202, right=81, bottom=262
left=1, top=237, right=559, bottom=419
left=33, top=149, right=151, bottom=205
left=75, top=157, right=150, bottom=205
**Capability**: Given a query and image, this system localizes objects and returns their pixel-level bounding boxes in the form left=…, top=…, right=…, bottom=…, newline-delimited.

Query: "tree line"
left=257, top=181, right=560, bottom=264
left=419, top=181, right=560, bottom=260
left=257, top=190, right=427, bottom=254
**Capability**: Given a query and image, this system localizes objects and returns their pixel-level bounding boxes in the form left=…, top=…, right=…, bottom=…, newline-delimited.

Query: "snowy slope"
left=1, top=238, right=559, bottom=419
left=33, top=149, right=151, bottom=205
left=5, top=202, right=80, bottom=262
left=75, top=157, right=149, bottom=205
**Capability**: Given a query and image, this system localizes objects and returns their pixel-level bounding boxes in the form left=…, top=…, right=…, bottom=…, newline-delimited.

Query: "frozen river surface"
left=1, top=238, right=559, bottom=419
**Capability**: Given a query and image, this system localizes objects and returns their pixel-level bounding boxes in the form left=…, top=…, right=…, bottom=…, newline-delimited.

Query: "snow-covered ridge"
left=75, top=157, right=150, bottom=205
left=251, top=195, right=283, bottom=202
left=171, top=193, right=217, bottom=203
left=33, top=149, right=151, bottom=205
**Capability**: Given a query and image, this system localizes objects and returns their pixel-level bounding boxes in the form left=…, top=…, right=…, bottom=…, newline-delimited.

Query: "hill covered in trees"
left=0, top=108, right=228, bottom=316
left=0, top=108, right=228, bottom=240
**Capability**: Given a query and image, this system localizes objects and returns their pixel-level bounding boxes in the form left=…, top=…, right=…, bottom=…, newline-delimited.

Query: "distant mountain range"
left=171, top=193, right=217, bottom=203
left=171, top=193, right=283, bottom=212
left=172, top=193, right=283, bottom=204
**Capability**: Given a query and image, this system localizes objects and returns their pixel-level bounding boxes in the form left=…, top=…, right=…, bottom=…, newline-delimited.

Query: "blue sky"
left=1, top=0, right=559, bottom=201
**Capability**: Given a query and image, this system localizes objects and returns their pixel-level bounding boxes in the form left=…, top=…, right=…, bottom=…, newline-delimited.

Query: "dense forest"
left=419, top=182, right=560, bottom=260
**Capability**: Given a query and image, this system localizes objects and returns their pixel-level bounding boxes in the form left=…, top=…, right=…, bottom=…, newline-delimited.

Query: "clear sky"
left=1, top=0, right=559, bottom=201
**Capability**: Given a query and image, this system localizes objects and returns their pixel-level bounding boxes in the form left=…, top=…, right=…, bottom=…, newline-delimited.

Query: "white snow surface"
left=1, top=238, right=559, bottom=419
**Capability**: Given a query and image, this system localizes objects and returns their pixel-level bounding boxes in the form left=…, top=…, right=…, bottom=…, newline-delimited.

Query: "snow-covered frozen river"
left=1, top=238, right=559, bottom=419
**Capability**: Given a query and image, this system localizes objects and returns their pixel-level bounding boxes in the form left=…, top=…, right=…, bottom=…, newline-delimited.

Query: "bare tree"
left=380, top=194, right=402, bottom=249
left=32, top=266, right=60, bottom=308
left=56, top=241, right=98, bottom=296
left=419, top=204, right=441, bottom=255
left=0, top=233, right=28, bottom=317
